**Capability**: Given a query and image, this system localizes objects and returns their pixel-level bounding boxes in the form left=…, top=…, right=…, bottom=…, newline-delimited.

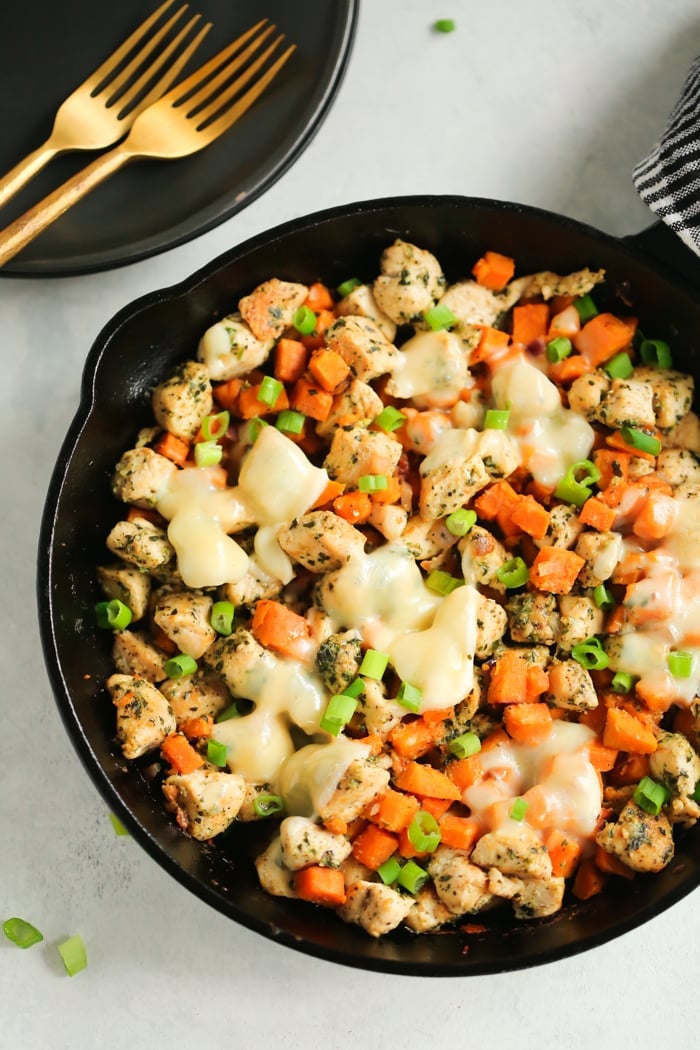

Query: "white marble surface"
left=1, top=2, right=699, bottom=1047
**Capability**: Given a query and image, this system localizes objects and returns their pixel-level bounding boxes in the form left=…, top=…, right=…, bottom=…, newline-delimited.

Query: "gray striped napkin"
left=633, top=56, right=700, bottom=255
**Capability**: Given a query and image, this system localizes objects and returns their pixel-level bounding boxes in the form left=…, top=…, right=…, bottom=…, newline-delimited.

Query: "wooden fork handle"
left=0, top=141, right=60, bottom=211
left=0, top=147, right=131, bottom=266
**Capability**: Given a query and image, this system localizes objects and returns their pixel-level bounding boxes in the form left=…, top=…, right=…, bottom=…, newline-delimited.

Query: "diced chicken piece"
left=439, top=673, right=484, bottom=740
left=97, top=564, right=151, bottom=621
left=400, top=515, right=458, bottom=561
left=667, top=794, right=700, bottom=827
left=546, top=658, right=598, bottom=711
left=428, top=846, right=494, bottom=915
left=357, top=679, right=405, bottom=739
left=664, top=410, right=700, bottom=453
left=487, top=868, right=522, bottom=900
left=315, top=630, right=363, bottom=694
left=202, top=628, right=267, bottom=697
left=323, top=424, right=402, bottom=487
left=557, top=595, right=605, bottom=651
left=237, top=782, right=275, bottom=822
left=419, top=452, right=490, bottom=520
left=367, top=503, right=408, bottom=541
left=634, top=366, right=694, bottom=431
left=372, top=239, right=445, bottom=324
left=471, top=825, right=553, bottom=879
left=198, top=313, right=274, bottom=381
left=151, top=360, right=213, bottom=441
left=338, top=880, right=414, bottom=937
left=239, top=277, right=308, bottom=341
left=278, top=510, right=366, bottom=572
left=513, top=267, right=605, bottom=301
left=106, top=517, right=175, bottom=574
left=474, top=593, right=508, bottom=659
left=306, top=607, right=335, bottom=647
left=628, top=456, right=656, bottom=480
left=107, top=674, right=176, bottom=760
left=318, top=757, right=390, bottom=824
left=112, top=629, right=167, bottom=682
left=460, top=525, right=509, bottom=593
left=657, top=448, right=700, bottom=487
left=405, top=885, right=454, bottom=932
left=650, top=732, right=700, bottom=799
left=279, top=815, right=353, bottom=871
left=316, top=379, right=384, bottom=438
left=255, top=837, right=298, bottom=898
left=512, top=876, right=566, bottom=919
left=568, top=372, right=610, bottom=420
left=135, top=425, right=161, bottom=448
left=324, top=315, right=400, bottom=382
left=596, top=378, right=656, bottom=430
left=535, top=504, right=583, bottom=550
left=111, top=447, right=177, bottom=508
left=595, top=800, right=674, bottom=873
left=341, top=854, right=375, bottom=888
left=159, top=671, right=230, bottom=725
left=152, top=591, right=217, bottom=659
left=575, top=530, right=623, bottom=587
left=438, top=281, right=512, bottom=328
left=336, top=282, right=397, bottom=342
left=163, top=767, right=246, bottom=840
left=506, top=592, right=560, bottom=645
left=221, top=556, right=284, bottom=606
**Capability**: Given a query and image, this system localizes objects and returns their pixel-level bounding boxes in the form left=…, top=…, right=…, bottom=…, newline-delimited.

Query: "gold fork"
left=0, top=0, right=211, bottom=211
left=0, top=22, right=294, bottom=267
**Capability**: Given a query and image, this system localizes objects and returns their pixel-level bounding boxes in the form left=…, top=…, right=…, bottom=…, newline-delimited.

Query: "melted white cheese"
left=278, top=739, right=371, bottom=817
left=237, top=424, right=328, bottom=526
left=385, top=329, right=469, bottom=403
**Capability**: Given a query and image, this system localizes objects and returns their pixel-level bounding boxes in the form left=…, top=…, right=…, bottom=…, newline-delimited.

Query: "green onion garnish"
left=593, top=584, right=615, bottom=610
left=337, top=277, right=361, bottom=298
left=109, top=813, right=129, bottom=836
left=574, top=294, right=598, bottom=323
left=210, top=600, right=235, bottom=636
left=546, top=336, right=573, bottom=362
left=496, top=557, right=529, bottom=589
left=57, top=934, right=87, bottom=976
left=423, top=303, right=457, bottom=330
left=397, top=859, right=429, bottom=894
left=358, top=473, right=388, bottom=493
left=257, top=375, right=284, bottom=407
left=293, top=305, right=317, bottom=335
left=667, top=650, right=693, bottom=678
left=554, top=459, right=601, bottom=507
left=449, top=731, right=482, bottom=759
left=509, top=798, right=528, bottom=822
left=407, top=811, right=441, bottom=853
left=571, top=638, right=609, bottom=671
left=426, top=569, right=463, bottom=595
left=276, top=409, right=306, bottom=434
left=194, top=440, right=223, bottom=467
left=201, top=410, right=230, bottom=440
left=633, top=776, right=669, bottom=816
left=320, top=693, right=359, bottom=735
left=433, top=18, right=456, bottom=32
left=207, top=738, right=228, bottom=767
left=374, top=405, right=407, bottom=433
left=640, top=339, right=673, bottom=369
left=215, top=699, right=254, bottom=722
left=252, top=793, right=284, bottom=818
left=95, top=599, right=132, bottom=631
left=603, top=352, right=634, bottom=380
left=163, top=654, right=198, bottom=679
left=483, top=408, right=510, bottom=430
left=619, top=427, right=661, bottom=456
left=3, top=918, right=43, bottom=949
left=377, top=855, right=402, bottom=885
left=396, top=681, right=422, bottom=712
left=248, top=418, right=269, bottom=442
left=445, top=507, right=477, bottom=537
left=341, top=677, right=365, bottom=698
left=611, top=671, right=635, bottom=694
left=358, top=649, right=389, bottom=680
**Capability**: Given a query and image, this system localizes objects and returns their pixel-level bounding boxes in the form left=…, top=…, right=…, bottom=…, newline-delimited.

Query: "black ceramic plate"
left=0, top=0, right=357, bottom=276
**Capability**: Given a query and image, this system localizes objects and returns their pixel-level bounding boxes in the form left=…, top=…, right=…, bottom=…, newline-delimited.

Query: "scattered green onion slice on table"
left=603, top=352, right=634, bottom=379
left=163, top=654, right=198, bottom=679
left=337, top=277, right=361, bottom=297
left=574, top=294, right=598, bottom=322
left=358, top=649, right=389, bottom=680
left=546, top=336, right=572, bottom=362
left=320, top=693, right=358, bottom=735
left=619, top=427, right=661, bottom=456
left=426, top=569, right=463, bottom=595
left=407, top=811, right=441, bottom=853
left=358, top=473, right=388, bottom=493
left=483, top=408, right=510, bottom=430
left=377, top=856, right=402, bottom=885
left=3, top=917, right=43, bottom=949
left=593, top=584, right=615, bottom=610
left=374, top=405, right=407, bottom=432
left=207, top=739, right=229, bottom=767
left=253, top=793, right=284, bottom=818
left=57, top=934, right=87, bottom=976
left=194, top=440, right=222, bottom=467
left=509, top=798, right=528, bottom=822
left=496, top=557, right=529, bottom=589
left=611, top=671, right=635, bottom=694
left=276, top=409, right=306, bottom=434
left=95, top=599, right=132, bottom=631
left=201, top=410, right=230, bottom=440
left=571, top=638, right=609, bottom=671
left=293, top=305, right=317, bottom=335
left=210, top=600, right=235, bottom=636
left=109, top=813, right=129, bottom=836
left=445, top=508, right=477, bottom=536
left=396, top=681, right=422, bottom=712
left=633, top=776, right=669, bottom=816
left=257, top=375, right=284, bottom=407
left=423, top=303, right=457, bottom=330
left=554, top=459, right=601, bottom=507
left=667, top=650, right=693, bottom=678
left=449, top=731, right=482, bottom=759
left=640, top=338, right=673, bottom=369
left=433, top=18, right=456, bottom=32
left=397, top=860, right=429, bottom=894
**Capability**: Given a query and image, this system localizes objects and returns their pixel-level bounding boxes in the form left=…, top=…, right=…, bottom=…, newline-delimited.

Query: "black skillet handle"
left=622, top=220, right=700, bottom=293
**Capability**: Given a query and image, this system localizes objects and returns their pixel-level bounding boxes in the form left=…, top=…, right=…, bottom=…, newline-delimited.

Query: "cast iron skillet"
left=38, top=196, right=700, bottom=976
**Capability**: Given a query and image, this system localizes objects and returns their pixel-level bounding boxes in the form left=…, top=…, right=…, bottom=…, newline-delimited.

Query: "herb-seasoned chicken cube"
left=650, top=732, right=700, bottom=799
left=372, top=239, right=445, bottom=324
left=512, top=876, right=565, bottom=919
left=471, top=825, right=552, bottom=879
left=315, top=379, right=384, bottom=438
left=278, top=510, right=366, bottom=572
left=151, top=360, right=213, bottom=441
left=474, top=593, right=508, bottom=658
left=323, top=424, right=402, bottom=487
left=160, top=671, right=230, bottom=725
left=324, top=315, right=400, bottom=382
left=318, top=758, right=390, bottom=824
left=419, top=448, right=490, bottom=520
left=664, top=410, right=700, bottom=453
left=198, top=313, right=274, bottom=381
left=162, top=766, right=246, bottom=840
left=557, top=595, right=605, bottom=651
left=97, top=564, right=151, bottom=621
left=568, top=371, right=610, bottom=420
left=437, top=280, right=511, bottom=328
left=221, top=556, right=285, bottom=605
left=107, top=674, right=176, bottom=759
left=405, top=885, right=454, bottom=932
left=152, top=591, right=217, bottom=659
left=656, top=448, right=700, bottom=487
left=106, top=517, right=175, bottom=574
left=535, top=504, right=583, bottom=550
left=506, top=592, right=559, bottom=645
left=202, top=628, right=268, bottom=697
left=338, top=880, right=413, bottom=937
left=400, top=515, right=458, bottom=561
left=513, top=267, right=605, bottom=301
left=112, top=629, right=167, bottom=683
left=255, top=837, right=297, bottom=898
left=546, top=658, right=598, bottom=711
left=336, top=282, right=397, bottom=342
left=595, top=800, right=674, bottom=873
left=111, top=447, right=177, bottom=508
left=428, top=846, right=494, bottom=915
left=315, top=630, right=363, bottom=694
left=460, top=525, right=509, bottom=593
left=574, top=530, right=623, bottom=587
left=367, top=503, right=408, bottom=541
left=357, top=679, right=405, bottom=739
left=279, top=816, right=352, bottom=871
left=634, top=365, right=694, bottom=430
left=596, top=378, right=656, bottom=430
left=238, top=278, right=308, bottom=342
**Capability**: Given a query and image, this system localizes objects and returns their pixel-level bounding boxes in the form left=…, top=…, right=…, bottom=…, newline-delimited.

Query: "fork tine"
left=191, top=38, right=285, bottom=126
left=98, top=4, right=194, bottom=104
left=87, top=0, right=186, bottom=87
left=165, top=20, right=270, bottom=105
left=181, top=26, right=277, bottom=116
left=203, top=45, right=296, bottom=140
left=112, top=18, right=212, bottom=118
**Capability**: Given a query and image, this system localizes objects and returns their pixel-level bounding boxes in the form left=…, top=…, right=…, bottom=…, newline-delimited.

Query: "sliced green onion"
left=194, top=440, right=223, bottom=467
left=640, top=338, right=673, bottom=369
left=509, top=798, right=528, bottom=822
left=374, top=405, right=407, bottom=433
left=424, top=303, right=457, bottom=330
left=163, top=654, right=198, bottom=679
left=407, top=811, right=441, bottom=853
left=603, top=352, right=634, bottom=380
left=445, top=507, right=477, bottom=537
left=276, top=409, right=306, bottom=434
left=293, top=305, right=317, bottom=335
left=483, top=408, right=510, bottom=430
left=426, top=569, right=463, bottom=595
left=337, top=277, right=362, bottom=298
left=3, top=918, right=43, bottom=949
left=320, top=693, right=358, bottom=735
left=215, top=699, right=254, bottom=722
left=109, top=813, right=129, bottom=837
left=358, top=473, right=388, bottom=493
left=611, top=671, right=635, bottom=694
left=95, top=599, right=132, bottom=631
left=396, top=681, right=423, bottom=713
left=546, top=336, right=573, bottom=362
left=210, top=600, right=235, bottom=636
left=667, top=650, right=693, bottom=678
left=252, top=793, right=284, bottom=818
left=593, top=584, right=615, bottom=610
left=58, top=934, right=87, bottom=976
left=397, top=859, right=429, bottom=894
left=358, top=649, right=389, bottom=680
left=449, top=731, right=482, bottom=759
left=496, top=557, right=529, bottom=589
left=554, top=459, right=601, bottom=507
left=257, top=375, right=284, bottom=407
left=692, top=782, right=700, bottom=805
left=633, top=776, right=669, bottom=816
left=201, top=410, right=230, bottom=440
left=433, top=18, right=456, bottom=32
left=207, top=738, right=228, bottom=767
left=377, top=855, right=402, bottom=885
left=619, top=426, right=661, bottom=456
left=248, top=417, right=269, bottom=442
left=341, top=678, right=365, bottom=699
left=574, top=294, right=598, bottom=323
left=571, top=638, right=609, bottom=671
